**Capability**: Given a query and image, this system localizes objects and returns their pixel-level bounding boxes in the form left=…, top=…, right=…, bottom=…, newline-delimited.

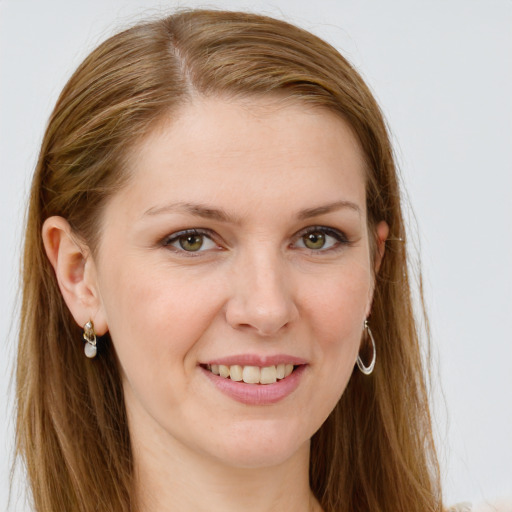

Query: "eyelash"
left=162, top=229, right=221, bottom=256
left=292, top=225, right=350, bottom=253
left=161, top=226, right=350, bottom=256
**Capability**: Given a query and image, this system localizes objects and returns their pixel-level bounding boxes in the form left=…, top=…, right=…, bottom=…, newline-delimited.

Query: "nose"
left=225, top=249, right=299, bottom=337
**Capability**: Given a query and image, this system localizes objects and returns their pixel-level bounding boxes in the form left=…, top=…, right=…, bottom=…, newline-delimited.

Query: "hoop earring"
left=83, top=320, right=97, bottom=358
left=356, top=320, right=376, bottom=375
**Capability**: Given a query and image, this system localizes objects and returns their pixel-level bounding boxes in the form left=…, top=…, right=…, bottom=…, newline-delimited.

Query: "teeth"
left=229, top=365, right=243, bottom=381
left=207, top=363, right=297, bottom=384
left=260, top=366, right=277, bottom=384
left=219, top=365, right=230, bottom=378
left=242, top=366, right=260, bottom=384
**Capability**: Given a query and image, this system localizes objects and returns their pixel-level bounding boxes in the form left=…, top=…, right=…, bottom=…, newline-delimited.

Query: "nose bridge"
left=226, top=242, right=297, bottom=336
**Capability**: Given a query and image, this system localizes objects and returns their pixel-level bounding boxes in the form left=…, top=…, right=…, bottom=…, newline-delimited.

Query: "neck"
left=132, top=426, right=322, bottom=512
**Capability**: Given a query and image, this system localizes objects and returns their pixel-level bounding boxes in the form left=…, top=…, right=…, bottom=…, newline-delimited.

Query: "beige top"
left=448, top=504, right=473, bottom=512
left=448, top=500, right=512, bottom=512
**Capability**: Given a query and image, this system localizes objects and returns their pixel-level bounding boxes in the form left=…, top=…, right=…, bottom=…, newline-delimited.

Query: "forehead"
left=111, top=96, right=367, bottom=222
left=143, top=95, right=364, bottom=159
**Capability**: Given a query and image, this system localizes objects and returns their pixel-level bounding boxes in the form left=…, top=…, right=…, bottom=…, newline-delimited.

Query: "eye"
left=164, top=229, right=219, bottom=253
left=293, top=226, right=348, bottom=252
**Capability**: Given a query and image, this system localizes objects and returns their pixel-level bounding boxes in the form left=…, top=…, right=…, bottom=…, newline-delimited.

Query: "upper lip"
left=202, top=354, right=308, bottom=367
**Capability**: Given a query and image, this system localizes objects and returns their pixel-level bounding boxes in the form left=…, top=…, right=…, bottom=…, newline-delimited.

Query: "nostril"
left=224, top=273, right=299, bottom=335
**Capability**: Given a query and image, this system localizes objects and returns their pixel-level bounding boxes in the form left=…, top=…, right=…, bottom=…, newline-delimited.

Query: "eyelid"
left=292, top=225, right=350, bottom=251
left=162, top=228, right=222, bottom=254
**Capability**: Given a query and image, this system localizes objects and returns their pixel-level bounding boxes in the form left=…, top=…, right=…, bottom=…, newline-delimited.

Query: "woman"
left=16, top=9, right=443, bottom=512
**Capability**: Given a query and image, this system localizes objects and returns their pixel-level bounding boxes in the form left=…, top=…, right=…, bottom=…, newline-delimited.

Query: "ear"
left=365, top=220, right=389, bottom=318
left=42, top=216, right=108, bottom=335
left=373, top=220, right=389, bottom=274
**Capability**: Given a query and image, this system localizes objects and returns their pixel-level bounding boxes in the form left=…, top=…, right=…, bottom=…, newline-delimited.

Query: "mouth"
left=200, top=358, right=307, bottom=405
left=202, top=363, right=298, bottom=385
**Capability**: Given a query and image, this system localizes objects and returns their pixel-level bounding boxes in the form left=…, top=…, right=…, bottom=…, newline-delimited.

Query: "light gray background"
left=1, top=0, right=511, bottom=510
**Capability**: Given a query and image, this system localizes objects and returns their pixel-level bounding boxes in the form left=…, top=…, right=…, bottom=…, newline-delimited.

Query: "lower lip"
left=200, top=365, right=307, bottom=405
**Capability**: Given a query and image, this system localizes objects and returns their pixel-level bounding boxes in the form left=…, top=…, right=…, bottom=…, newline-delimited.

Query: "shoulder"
left=448, top=499, right=512, bottom=512
left=447, top=504, right=473, bottom=512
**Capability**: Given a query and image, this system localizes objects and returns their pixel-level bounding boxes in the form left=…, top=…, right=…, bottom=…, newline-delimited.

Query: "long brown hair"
left=16, top=9, right=442, bottom=512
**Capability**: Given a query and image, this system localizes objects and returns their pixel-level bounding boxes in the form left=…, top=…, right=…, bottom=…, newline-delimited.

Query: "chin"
left=203, top=418, right=312, bottom=469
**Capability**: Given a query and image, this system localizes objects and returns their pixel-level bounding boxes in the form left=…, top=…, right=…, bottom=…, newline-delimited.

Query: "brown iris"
left=303, top=231, right=326, bottom=250
left=178, top=234, right=204, bottom=251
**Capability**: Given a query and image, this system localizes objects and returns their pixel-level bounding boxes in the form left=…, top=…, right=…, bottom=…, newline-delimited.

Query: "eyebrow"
left=143, top=202, right=239, bottom=223
left=297, top=200, right=361, bottom=220
left=143, top=199, right=361, bottom=223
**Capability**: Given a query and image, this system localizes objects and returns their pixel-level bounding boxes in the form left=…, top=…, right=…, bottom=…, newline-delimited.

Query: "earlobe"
left=42, top=216, right=108, bottom=335
left=374, top=220, right=389, bottom=274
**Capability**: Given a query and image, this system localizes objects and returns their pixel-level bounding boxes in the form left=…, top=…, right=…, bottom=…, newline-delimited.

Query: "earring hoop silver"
left=356, top=320, right=376, bottom=375
left=83, top=321, right=97, bottom=358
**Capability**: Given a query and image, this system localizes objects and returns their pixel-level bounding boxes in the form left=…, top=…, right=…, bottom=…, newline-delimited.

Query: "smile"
left=205, top=363, right=296, bottom=384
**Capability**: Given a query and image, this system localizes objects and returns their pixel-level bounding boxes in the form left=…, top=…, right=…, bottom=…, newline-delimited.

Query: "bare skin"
left=43, top=97, right=387, bottom=512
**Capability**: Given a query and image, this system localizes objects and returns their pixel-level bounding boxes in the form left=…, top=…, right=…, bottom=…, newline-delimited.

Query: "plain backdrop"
left=1, top=0, right=511, bottom=510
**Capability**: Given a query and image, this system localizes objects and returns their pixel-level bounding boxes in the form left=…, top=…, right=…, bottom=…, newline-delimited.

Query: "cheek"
left=302, top=264, right=372, bottom=342
left=293, top=272, right=370, bottom=434
left=97, top=258, right=224, bottom=375
left=300, top=262, right=372, bottom=403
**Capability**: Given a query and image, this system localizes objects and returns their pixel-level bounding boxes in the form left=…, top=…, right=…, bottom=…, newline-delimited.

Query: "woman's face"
left=91, top=97, right=385, bottom=468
